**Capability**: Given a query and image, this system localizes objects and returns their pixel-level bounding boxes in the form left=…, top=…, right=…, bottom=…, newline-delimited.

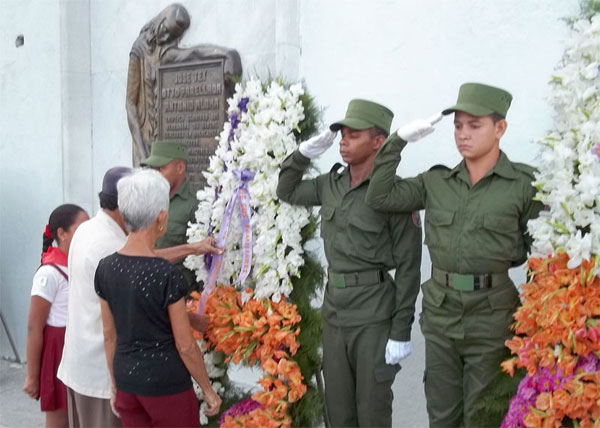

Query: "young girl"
left=23, top=204, right=89, bottom=428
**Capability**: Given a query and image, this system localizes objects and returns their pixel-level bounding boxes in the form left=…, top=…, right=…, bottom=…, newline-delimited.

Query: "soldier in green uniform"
left=276, top=99, right=422, bottom=427
left=142, top=140, right=213, bottom=293
left=365, top=83, right=545, bottom=427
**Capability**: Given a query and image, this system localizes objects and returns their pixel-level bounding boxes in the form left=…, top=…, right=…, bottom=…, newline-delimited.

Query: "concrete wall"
left=1, top=0, right=64, bottom=361
left=0, top=0, right=580, bottom=360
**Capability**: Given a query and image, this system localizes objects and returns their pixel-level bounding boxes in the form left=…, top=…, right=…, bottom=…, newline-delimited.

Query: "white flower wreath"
left=184, top=77, right=313, bottom=301
left=528, top=15, right=600, bottom=273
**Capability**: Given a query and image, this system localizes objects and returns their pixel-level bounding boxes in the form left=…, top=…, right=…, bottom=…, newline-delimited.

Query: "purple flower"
left=575, top=353, right=599, bottom=374
left=591, top=143, right=600, bottom=160
left=239, top=97, right=249, bottom=112
left=218, top=398, right=261, bottom=425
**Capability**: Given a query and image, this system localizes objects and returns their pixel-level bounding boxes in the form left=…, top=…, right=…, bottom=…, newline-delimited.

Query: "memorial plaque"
left=158, top=59, right=226, bottom=190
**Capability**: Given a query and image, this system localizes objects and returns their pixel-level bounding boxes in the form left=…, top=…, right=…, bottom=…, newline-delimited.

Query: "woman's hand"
left=203, top=389, right=222, bottom=416
left=188, top=312, right=209, bottom=333
left=23, top=375, right=40, bottom=400
left=109, top=385, right=120, bottom=419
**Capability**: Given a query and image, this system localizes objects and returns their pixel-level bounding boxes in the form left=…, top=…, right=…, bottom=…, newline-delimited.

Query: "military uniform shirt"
left=277, top=150, right=422, bottom=341
left=366, top=133, right=545, bottom=275
left=155, top=178, right=198, bottom=289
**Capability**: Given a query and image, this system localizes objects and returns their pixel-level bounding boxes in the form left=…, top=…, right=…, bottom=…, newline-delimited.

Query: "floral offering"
left=502, top=8, right=600, bottom=427
left=185, top=78, right=323, bottom=427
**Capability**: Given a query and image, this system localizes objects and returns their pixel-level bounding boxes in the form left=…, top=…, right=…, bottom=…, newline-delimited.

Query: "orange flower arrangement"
left=188, top=286, right=306, bottom=428
left=502, top=253, right=600, bottom=427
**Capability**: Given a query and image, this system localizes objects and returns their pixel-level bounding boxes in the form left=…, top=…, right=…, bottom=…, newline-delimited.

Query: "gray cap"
left=101, top=167, right=132, bottom=197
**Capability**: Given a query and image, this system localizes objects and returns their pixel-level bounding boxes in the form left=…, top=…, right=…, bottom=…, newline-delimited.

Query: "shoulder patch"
left=411, top=211, right=422, bottom=228
left=428, top=164, right=450, bottom=171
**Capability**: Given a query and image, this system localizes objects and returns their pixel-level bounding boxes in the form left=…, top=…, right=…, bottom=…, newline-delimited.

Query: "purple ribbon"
left=204, top=98, right=249, bottom=271
left=198, top=169, right=255, bottom=313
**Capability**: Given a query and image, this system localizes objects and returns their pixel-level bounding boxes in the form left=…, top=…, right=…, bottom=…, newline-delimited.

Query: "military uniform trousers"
left=419, top=274, right=519, bottom=428
left=322, top=284, right=401, bottom=428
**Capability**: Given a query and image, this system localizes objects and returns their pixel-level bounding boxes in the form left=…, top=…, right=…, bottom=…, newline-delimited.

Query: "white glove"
left=385, top=339, right=413, bottom=365
left=396, top=113, right=443, bottom=143
left=298, top=130, right=337, bottom=159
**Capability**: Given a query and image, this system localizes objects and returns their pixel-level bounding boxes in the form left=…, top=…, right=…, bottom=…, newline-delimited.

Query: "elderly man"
left=58, top=167, right=131, bottom=427
left=277, top=99, right=422, bottom=427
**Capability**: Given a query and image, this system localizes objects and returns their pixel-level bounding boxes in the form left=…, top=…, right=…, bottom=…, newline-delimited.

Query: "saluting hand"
left=396, top=112, right=443, bottom=143
left=298, top=130, right=338, bottom=159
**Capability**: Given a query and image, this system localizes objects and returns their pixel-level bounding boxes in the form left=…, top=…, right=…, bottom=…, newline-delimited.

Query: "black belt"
left=328, top=269, right=386, bottom=288
left=432, top=267, right=509, bottom=291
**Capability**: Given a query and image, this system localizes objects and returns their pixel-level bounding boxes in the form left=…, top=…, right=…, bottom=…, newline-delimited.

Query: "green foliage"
left=288, top=251, right=325, bottom=428
left=581, top=0, right=600, bottom=17
left=469, top=368, right=526, bottom=427
left=288, top=386, right=325, bottom=428
left=295, top=90, right=321, bottom=140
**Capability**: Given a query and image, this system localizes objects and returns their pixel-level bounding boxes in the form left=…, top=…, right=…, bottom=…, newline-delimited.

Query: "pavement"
left=0, top=359, right=43, bottom=428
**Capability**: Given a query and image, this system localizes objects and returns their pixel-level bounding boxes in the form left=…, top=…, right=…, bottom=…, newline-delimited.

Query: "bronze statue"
left=126, top=3, right=242, bottom=165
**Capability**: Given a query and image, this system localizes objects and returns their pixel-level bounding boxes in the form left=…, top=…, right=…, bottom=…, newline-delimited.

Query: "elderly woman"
left=95, top=169, right=221, bottom=427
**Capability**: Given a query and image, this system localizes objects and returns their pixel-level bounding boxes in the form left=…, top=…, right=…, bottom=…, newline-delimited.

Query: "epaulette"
left=511, top=162, right=537, bottom=180
left=330, top=162, right=345, bottom=175
left=428, top=164, right=450, bottom=171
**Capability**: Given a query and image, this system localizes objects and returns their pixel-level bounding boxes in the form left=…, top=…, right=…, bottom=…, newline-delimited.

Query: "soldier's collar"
left=445, top=151, right=518, bottom=180
left=172, top=178, right=192, bottom=199
left=488, top=151, right=519, bottom=179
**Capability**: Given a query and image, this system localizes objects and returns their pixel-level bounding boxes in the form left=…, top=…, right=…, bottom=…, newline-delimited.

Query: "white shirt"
left=57, top=210, right=126, bottom=399
left=31, top=264, right=69, bottom=327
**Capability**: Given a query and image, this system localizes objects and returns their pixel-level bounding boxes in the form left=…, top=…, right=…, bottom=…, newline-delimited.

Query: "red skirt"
left=40, top=325, right=67, bottom=411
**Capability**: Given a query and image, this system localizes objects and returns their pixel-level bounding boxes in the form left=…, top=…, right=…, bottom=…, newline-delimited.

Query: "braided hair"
left=42, top=204, right=86, bottom=256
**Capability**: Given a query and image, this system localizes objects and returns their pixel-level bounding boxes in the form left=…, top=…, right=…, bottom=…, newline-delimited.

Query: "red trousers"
left=115, top=387, right=199, bottom=428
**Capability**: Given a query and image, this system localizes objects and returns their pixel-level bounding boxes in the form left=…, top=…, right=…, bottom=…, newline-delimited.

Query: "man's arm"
left=154, top=237, right=222, bottom=263
left=276, top=150, right=322, bottom=206
left=366, top=133, right=427, bottom=212
left=389, top=212, right=423, bottom=342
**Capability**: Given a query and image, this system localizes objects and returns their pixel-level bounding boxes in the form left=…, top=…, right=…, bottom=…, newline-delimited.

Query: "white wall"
left=1, top=0, right=64, bottom=361
left=300, top=0, right=579, bottom=285
left=0, top=0, right=580, bottom=359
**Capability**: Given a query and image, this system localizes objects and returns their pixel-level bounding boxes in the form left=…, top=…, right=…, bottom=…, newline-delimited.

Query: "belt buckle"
left=473, top=275, right=491, bottom=290
left=329, top=272, right=346, bottom=288
left=452, top=274, right=475, bottom=291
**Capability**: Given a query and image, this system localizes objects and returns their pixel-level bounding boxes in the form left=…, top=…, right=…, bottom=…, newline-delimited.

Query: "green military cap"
left=442, top=82, right=512, bottom=117
left=330, top=99, right=394, bottom=135
left=141, top=140, right=188, bottom=167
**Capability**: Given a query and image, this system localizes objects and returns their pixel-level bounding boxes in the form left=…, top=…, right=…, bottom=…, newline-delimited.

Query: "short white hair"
left=117, top=169, right=170, bottom=232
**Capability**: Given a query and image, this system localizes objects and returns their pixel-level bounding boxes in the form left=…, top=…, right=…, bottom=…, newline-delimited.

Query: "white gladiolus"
left=184, top=77, right=315, bottom=299
left=529, top=14, right=600, bottom=276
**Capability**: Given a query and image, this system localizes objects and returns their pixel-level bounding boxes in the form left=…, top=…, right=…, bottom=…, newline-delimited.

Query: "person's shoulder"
left=35, top=264, right=63, bottom=279
left=510, top=161, right=537, bottom=180
left=428, top=164, right=451, bottom=172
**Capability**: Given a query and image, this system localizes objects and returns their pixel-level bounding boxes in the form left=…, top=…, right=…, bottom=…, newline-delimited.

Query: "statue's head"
left=155, top=4, right=190, bottom=44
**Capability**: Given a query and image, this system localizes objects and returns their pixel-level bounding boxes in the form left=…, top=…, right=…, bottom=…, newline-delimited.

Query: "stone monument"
left=126, top=3, right=242, bottom=189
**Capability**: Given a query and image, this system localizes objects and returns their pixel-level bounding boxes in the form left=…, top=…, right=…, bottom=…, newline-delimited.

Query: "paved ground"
left=0, top=360, right=44, bottom=428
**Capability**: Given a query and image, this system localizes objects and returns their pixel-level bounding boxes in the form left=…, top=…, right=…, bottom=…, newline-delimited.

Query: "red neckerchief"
left=41, top=246, right=68, bottom=267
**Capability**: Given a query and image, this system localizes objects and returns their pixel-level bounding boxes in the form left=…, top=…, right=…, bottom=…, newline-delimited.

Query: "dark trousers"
left=322, top=320, right=400, bottom=427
